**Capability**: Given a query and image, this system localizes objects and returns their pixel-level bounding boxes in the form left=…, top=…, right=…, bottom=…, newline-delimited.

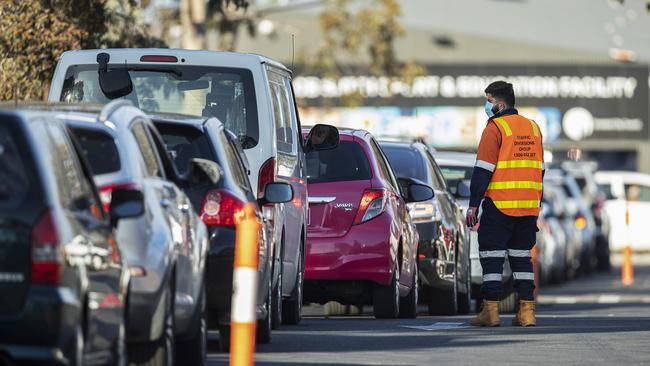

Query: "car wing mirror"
left=189, top=158, right=222, bottom=186
left=97, top=52, right=133, bottom=99
left=398, top=177, right=434, bottom=203
left=109, top=188, right=145, bottom=227
left=456, top=180, right=471, bottom=199
left=259, top=182, right=294, bottom=205
left=305, top=124, right=340, bottom=152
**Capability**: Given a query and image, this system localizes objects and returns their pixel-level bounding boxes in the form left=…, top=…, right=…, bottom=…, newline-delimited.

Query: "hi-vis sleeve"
left=470, top=122, right=501, bottom=207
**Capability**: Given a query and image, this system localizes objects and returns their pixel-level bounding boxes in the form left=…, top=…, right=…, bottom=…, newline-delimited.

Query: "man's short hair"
left=485, top=81, right=515, bottom=107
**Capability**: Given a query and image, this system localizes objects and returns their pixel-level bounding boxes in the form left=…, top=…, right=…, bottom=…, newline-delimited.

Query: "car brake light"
left=31, top=210, right=62, bottom=285
left=200, top=189, right=245, bottom=227
left=140, top=55, right=178, bottom=63
left=258, top=157, right=276, bottom=200
left=354, top=189, right=387, bottom=225
left=98, top=182, right=142, bottom=213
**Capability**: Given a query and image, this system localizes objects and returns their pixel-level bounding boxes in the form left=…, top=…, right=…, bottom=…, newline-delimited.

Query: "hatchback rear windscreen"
left=0, top=124, right=32, bottom=208
left=72, top=127, right=121, bottom=175
left=306, top=141, right=372, bottom=184
left=381, top=146, right=427, bottom=182
left=155, top=123, right=216, bottom=176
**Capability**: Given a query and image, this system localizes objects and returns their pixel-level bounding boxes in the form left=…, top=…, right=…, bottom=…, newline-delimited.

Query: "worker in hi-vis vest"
left=466, top=81, right=544, bottom=327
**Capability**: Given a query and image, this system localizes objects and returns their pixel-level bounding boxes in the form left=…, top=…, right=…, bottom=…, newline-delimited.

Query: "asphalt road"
left=207, top=254, right=650, bottom=365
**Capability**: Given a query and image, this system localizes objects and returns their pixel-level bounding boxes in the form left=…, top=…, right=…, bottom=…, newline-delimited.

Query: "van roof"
left=59, top=48, right=292, bottom=74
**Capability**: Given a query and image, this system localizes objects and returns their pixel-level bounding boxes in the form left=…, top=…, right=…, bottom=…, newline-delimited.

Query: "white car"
left=594, top=171, right=650, bottom=251
left=49, top=49, right=323, bottom=325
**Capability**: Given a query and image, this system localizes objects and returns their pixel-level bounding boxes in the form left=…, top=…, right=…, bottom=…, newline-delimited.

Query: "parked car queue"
left=0, top=47, right=615, bottom=365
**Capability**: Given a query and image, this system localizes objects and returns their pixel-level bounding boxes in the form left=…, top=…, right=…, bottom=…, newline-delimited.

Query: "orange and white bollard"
left=230, top=203, right=260, bottom=366
left=622, top=246, right=634, bottom=286
left=621, top=203, right=634, bottom=286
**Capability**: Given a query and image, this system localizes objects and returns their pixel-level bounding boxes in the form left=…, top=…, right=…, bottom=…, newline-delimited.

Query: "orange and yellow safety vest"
left=484, top=114, right=544, bottom=217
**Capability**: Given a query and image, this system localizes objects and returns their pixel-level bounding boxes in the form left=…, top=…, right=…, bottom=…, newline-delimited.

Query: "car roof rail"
left=99, top=99, right=134, bottom=123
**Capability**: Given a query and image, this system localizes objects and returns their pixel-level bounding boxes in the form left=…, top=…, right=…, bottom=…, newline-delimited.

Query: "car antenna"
left=291, top=34, right=295, bottom=73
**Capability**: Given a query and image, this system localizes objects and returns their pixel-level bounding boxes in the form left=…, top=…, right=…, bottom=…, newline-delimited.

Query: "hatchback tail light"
left=98, top=182, right=142, bottom=213
left=258, top=157, right=276, bottom=200
left=31, top=210, right=63, bottom=285
left=354, top=189, right=387, bottom=225
left=200, top=189, right=245, bottom=227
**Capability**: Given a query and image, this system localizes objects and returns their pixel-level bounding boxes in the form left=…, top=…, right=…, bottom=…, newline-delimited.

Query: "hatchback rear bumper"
left=305, top=215, right=394, bottom=286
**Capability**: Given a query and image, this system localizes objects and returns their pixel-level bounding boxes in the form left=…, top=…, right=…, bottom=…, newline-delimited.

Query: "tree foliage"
left=0, top=0, right=163, bottom=101
left=309, top=0, right=425, bottom=106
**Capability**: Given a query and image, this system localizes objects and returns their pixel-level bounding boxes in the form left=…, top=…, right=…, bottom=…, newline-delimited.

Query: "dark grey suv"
left=0, top=107, right=135, bottom=365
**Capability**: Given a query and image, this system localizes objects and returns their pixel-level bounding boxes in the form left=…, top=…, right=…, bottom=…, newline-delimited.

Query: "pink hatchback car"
left=302, top=128, right=433, bottom=318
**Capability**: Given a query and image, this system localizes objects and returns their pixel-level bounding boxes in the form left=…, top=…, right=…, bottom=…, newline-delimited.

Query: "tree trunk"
left=180, top=0, right=206, bottom=49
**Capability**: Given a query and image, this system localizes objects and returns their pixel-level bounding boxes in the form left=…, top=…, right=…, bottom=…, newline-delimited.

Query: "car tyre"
left=217, top=326, right=230, bottom=353
left=271, top=255, right=283, bottom=329
left=373, top=263, right=400, bottom=319
left=256, top=275, right=272, bottom=344
left=282, top=248, right=303, bottom=325
left=427, top=266, right=458, bottom=316
left=457, top=257, right=471, bottom=314
left=175, top=284, right=207, bottom=366
left=499, top=290, right=518, bottom=313
left=398, top=264, right=418, bottom=319
left=128, top=281, right=175, bottom=366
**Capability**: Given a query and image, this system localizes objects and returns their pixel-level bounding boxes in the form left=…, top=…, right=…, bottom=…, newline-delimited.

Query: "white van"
left=49, top=49, right=323, bottom=325
left=595, top=171, right=650, bottom=251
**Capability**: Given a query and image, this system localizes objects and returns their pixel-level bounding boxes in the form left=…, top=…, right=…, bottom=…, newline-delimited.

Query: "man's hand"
left=466, top=206, right=479, bottom=228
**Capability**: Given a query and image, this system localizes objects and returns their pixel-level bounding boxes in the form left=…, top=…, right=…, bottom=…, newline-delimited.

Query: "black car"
left=0, top=108, right=138, bottom=365
left=152, top=114, right=292, bottom=351
left=380, top=141, right=471, bottom=315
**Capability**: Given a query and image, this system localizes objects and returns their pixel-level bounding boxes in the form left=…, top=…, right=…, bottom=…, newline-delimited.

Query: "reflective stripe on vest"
left=492, top=200, right=540, bottom=209
left=487, top=181, right=543, bottom=190
left=485, top=115, right=544, bottom=217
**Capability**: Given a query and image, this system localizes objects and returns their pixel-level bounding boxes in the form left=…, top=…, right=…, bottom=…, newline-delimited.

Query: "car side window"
left=132, top=121, right=163, bottom=178
left=47, top=123, right=101, bottom=216
left=268, top=68, right=296, bottom=155
left=370, top=139, right=399, bottom=192
left=425, top=151, right=448, bottom=190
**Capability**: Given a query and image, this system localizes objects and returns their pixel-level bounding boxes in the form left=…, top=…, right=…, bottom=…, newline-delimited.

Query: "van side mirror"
left=456, top=180, right=471, bottom=199
left=259, top=183, right=294, bottom=205
left=97, top=52, right=133, bottom=99
left=109, top=188, right=144, bottom=227
left=189, top=158, right=222, bottom=186
left=305, top=124, right=340, bottom=152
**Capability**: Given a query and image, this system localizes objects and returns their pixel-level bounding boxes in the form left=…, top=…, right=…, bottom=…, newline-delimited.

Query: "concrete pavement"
left=208, top=254, right=650, bottom=365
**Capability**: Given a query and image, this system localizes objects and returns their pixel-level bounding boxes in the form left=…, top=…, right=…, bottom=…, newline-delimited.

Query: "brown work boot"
left=512, top=300, right=536, bottom=327
left=470, top=300, right=501, bottom=327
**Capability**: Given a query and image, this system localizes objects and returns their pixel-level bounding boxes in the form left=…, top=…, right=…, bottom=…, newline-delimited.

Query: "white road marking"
left=642, top=297, right=650, bottom=303
left=401, top=322, right=469, bottom=331
left=598, top=295, right=621, bottom=304
left=555, top=296, right=578, bottom=304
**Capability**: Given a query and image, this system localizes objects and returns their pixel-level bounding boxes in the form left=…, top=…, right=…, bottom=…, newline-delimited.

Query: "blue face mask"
left=484, top=101, right=495, bottom=118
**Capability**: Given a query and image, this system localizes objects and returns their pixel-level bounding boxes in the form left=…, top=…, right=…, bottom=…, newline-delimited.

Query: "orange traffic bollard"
left=230, top=203, right=261, bottom=366
left=622, top=245, right=634, bottom=286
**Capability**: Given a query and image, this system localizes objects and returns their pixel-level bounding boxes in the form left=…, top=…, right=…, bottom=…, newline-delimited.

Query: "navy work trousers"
left=478, top=198, right=537, bottom=301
